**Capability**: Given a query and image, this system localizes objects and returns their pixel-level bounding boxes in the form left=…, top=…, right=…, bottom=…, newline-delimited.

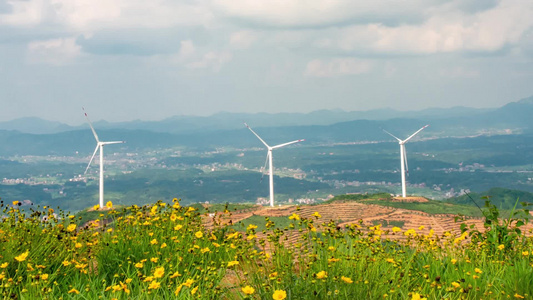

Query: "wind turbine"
left=383, top=125, right=429, bottom=198
left=245, top=123, right=304, bottom=207
left=84, top=109, right=125, bottom=208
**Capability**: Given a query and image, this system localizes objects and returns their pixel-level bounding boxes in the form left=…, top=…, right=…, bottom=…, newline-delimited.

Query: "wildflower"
left=242, top=286, right=255, bottom=295
left=170, top=271, right=181, bottom=278
left=75, top=243, right=82, bottom=249
left=135, top=262, right=144, bottom=268
left=174, top=285, right=183, bottom=295
left=174, top=224, right=183, bottom=231
left=473, top=275, right=479, bottom=279
left=418, top=226, right=425, bottom=230
left=183, top=279, right=194, bottom=287
left=125, top=278, right=132, bottom=284
left=41, top=274, right=49, bottom=280
left=201, top=247, right=210, bottom=253
left=451, top=259, right=457, bottom=265
left=497, top=244, right=505, bottom=250
left=195, top=231, right=203, bottom=239
left=523, top=251, right=529, bottom=256
left=150, top=257, right=159, bottom=263
left=143, top=276, right=153, bottom=282
left=68, top=288, right=80, bottom=294
left=514, top=294, right=525, bottom=299
left=312, top=212, right=322, bottom=218
left=328, top=246, right=335, bottom=251
left=153, top=266, right=165, bottom=278
left=150, top=239, right=158, bottom=245
left=273, top=290, right=287, bottom=300
left=67, top=224, right=77, bottom=232
left=93, top=204, right=99, bottom=210
left=170, top=214, right=177, bottom=222
left=316, top=271, right=327, bottom=279
left=412, top=293, right=427, bottom=300
left=386, top=258, right=395, bottom=264
left=148, top=281, right=160, bottom=290
left=474, top=268, right=482, bottom=274
left=0, top=263, right=8, bottom=268
left=289, top=213, right=300, bottom=220
left=106, top=201, right=113, bottom=209
left=15, top=251, right=29, bottom=262
left=161, top=243, right=167, bottom=249
left=191, top=286, right=198, bottom=295
left=392, top=227, right=402, bottom=233
left=451, top=282, right=461, bottom=288
left=341, top=276, right=353, bottom=283
left=227, top=261, right=239, bottom=267
left=12, top=201, right=19, bottom=206
left=0, top=274, right=5, bottom=280
left=62, top=260, right=71, bottom=267
left=247, top=224, right=258, bottom=230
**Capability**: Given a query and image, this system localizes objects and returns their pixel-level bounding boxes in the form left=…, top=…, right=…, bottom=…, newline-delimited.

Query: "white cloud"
left=212, top=0, right=435, bottom=28
left=316, top=0, right=533, bottom=54
left=229, top=30, right=257, bottom=49
left=27, top=37, right=81, bottom=65
left=187, top=51, right=232, bottom=72
left=1, top=0, right=213, bottom=30
left=304, top=58, right=371, bottom=77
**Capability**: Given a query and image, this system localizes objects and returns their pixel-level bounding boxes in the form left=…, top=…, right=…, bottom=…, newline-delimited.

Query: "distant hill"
left=446, top=187, right=533, bottom=210
left=0, top=104, right=497, bottom=135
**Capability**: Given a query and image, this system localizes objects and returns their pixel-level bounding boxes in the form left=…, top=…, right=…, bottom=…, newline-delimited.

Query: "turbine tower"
left=383, top=125, right=429, bottom=198
left=245, top=123, right=304, bottom=207
left=84, top=109, right=125, bottom=208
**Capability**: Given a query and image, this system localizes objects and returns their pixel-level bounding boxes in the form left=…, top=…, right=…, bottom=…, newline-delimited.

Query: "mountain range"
left=0, top=95, right=532, bottom=156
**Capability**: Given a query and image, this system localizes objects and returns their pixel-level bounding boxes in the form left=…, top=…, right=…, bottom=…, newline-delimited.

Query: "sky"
left=0, top=0, right=532, bottom=125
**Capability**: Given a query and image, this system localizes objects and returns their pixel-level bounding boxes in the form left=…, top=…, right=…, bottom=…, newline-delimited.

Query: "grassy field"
left=1, top=198, right=532, bottom=299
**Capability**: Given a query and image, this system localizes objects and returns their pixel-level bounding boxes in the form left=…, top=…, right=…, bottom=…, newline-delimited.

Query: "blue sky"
left=0, top=0, right=532, bottom=124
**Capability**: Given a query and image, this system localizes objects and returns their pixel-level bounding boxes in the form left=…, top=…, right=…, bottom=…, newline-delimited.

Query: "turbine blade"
left=244, top=122, right=270, bottom=148
left=271, top=139, right=305, bottom=149
left=404, top=125, right=429, bottom=143
left=85, top=145, right=99, bottom=174
left=101, top=141, right=125, bottom=145
left=83, top=108, right=100, bottom=143
left=382, top=128, right=401, bottom=142
left=403, top=145, right=409, bottom=177
left=259, top=152, right=270, bottom=183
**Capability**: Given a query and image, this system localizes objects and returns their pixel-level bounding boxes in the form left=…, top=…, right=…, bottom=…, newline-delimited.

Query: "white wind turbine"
left=245, top=123, right=304, bottom=207
left=383, top=125, right=429, bottom=198
left=84, top=109, right=125, bottom=208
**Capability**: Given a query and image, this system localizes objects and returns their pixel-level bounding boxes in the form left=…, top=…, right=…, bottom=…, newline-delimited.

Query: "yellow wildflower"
left=0, top=263, right=8, bottom=268
left=170, top=271, right=181, bottom=278
left=312, top=212, right=322, bottom=218
left=150, top=257, right=159, bottom=263
left=135, top=262, right=144, bottom=268
left=195, top=231, right=203, bottom=239
left=514, top=294, right=525, bottom=299
left=12, top=201, right=19, bottom=206
left=273, top=290, right=287, bottom=300
left=150, top=239, right=158, bottom=245
left=474, top=268, right=482, bottom=274
left=75, top=243, right=82, bottom=249
left=451, top=259, right=457, bottom=265
left=106, top=201, right=113, bottom=209
left=68, top=288, right=80, bottom=294
left=498, top=244, right=505, bottom=250
left=316, top=271, right=327, bottom=279
left=41, top=274, right=49, bottom=280
left=15, top=251, right=29, bottom=262
left=174, top=285, right=182, bottom=295
left=191, top=286, right=198, bottom=295
left=153, top=266, right=165, bottom=278
left=148, top=281, right=160, bottom=290
left=182, top=279, right=194, bottom=288
left=174, top=224, right=183, bottom=231
left=227, top=261, right=239, bottom=267
left=289, top=213, right=300, bottom=220
left=451, top=282, right=461, bottom=288
left=341, top=276, right=353, bottom=283
left=392, top=227, right=402, bottom=233
left=242, top=286, right=255, bottom=295
left=247, top=224, right=258, bottom=230
left=161, top=243, right=167, bottom=249
left=412, top=293, right=427, bottom=300
left=67, top=224, right=77, bottom=232
left=522, top=251, right=529, bottom=256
